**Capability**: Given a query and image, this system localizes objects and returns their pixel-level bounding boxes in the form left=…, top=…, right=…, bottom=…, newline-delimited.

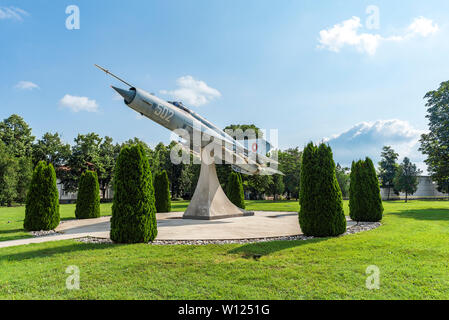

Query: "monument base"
left=183, top=211, right=254, bottom=220
left=183, top=161, right=254, bottom=220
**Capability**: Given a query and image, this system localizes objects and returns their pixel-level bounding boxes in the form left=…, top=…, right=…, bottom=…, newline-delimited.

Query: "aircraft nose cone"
left=112, top=86, right=136, bottom=104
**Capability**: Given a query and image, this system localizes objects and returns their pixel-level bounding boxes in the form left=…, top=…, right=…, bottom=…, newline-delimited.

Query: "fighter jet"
left=95, top=64, right=282, bottom=176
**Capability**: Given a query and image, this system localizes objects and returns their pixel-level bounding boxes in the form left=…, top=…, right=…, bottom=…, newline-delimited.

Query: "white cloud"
left=324, top=119, right=427, bottom=172
left=15, top=81, right=39, bottom=90
left=0, top=6, right=29, bottom=21
left=160, top=76, right=221, bottom=107
left=318, top=17, right=382, bottom=55
left=59, top=94, right=99, bottom=113
left=318, top=16, right=439, bottom=55
left=408, top=17, right=439, bottom=37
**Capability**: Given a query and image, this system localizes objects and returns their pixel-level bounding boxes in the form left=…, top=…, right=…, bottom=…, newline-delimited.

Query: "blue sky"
left=1, top=0, right=448, bottom=171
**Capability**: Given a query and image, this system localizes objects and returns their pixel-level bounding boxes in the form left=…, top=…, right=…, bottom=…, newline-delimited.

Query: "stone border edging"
left=74, top=221, right=381, bottom=245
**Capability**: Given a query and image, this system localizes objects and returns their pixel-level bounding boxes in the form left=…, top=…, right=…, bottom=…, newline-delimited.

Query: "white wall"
left=380, top=176, right=447, bottom=200
left=57, top=179, right=113, bottom=202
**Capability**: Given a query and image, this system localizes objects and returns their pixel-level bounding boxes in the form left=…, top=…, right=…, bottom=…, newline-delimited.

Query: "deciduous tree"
left=32, top=132, right=71, bottom=169
left=278, top=148, right=301, bottom=199
left=98, top=136, right=120, bottom=199
left=0, top=142, right=18, bottom=206
left=394, top=157, right=422, bottom=202
left=62, top=133, right=102, bottom=192
left=378, top=146, right=399, bottom=200
left=0, top=114, right=34, bottom=158
left=419, top=81, right=449, bottom=195
left=335, top=163, right=350, bottom=198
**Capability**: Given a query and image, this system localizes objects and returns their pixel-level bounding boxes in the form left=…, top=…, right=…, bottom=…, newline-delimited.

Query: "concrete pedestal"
left=183, top=161, right=254, bottom=220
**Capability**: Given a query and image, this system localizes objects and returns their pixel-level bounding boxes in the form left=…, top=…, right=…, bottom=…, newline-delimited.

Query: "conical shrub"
left=298, top=143, right=346, bottom=236
left=24, top=161, right=60, bottom=231
left=226, top=171, right=245, bottom=209
left=75, top=170, right=100, bottom=219
left=349, top=157, right=383, bottom=222
left=154, top=170, right=171, bottom=213
left=110, top=144, right=157, bottom=243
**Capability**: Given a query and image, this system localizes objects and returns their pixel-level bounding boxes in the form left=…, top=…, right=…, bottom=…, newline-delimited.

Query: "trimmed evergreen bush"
left=298, top=143, right=346, bottom=237
left=154, top=170, right=171, bottom=213
left=24, top=161, right=60, bottom=231
left=110, top=144, right=157, bottom=243
left=75, top=170, right=100, bottom=219
left=349, top=157, right=384, bottom=222
left=226, top=171, right=246, bottom=209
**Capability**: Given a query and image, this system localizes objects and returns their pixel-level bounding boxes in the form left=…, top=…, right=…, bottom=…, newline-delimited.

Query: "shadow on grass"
left=0, top=228, right=25, bottom=235
left=0, top=228, right=32, bottom=242
left=0, top=235, right=33, bottom=242
left=0, top=242, right=121, bottom=262
left=228, top=237, right=328, bottom=257
left=389, top=208, right=449, bottom=221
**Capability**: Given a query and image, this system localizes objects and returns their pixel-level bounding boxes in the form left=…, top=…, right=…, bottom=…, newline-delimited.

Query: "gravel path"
left=74, top=221, right=381, bottom=245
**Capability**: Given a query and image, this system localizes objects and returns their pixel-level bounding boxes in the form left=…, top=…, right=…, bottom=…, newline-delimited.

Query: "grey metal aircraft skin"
left=95, top=65, right=282, bottom=175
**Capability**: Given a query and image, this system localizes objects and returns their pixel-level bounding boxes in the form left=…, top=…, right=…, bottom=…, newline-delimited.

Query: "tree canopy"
left=420, top=80, right=449, bottom=194
left=278, top=148, right=301, bottom=199
left=335, top=163, right=350, bottom=198
left=0, top=114, right=34, bottom=158
left=394, top=157, right=422, bottom=202
left=378, top=146, right=399, bottom=200
left=32, top=132, right=71, bottom=168
left=0, top=141, right=18, bottom=206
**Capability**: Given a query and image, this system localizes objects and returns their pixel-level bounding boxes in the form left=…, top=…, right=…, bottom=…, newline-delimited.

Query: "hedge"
left=298, top=143, right=346, bottom=236
left=226, top=171, right=245, bottom=209
left=24, top=161, right=60, bottom=231
left=349, top=157, right=383, bottom=222
left=154, top=170, right=171, bottom=213
left=75, top=170, right=100, bottom=219
left=110, top=144, right=157, bottom=243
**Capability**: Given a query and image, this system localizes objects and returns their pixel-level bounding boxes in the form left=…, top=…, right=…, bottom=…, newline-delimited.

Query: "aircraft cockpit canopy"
left=170, top=101, right=191, bottom=113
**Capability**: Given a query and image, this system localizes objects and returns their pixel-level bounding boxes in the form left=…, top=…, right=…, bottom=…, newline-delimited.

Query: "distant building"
left=57, top=179, right=113, bottom=204
left=55, top=163, right=113, bottom=203
left=380, top=176, right=447, bottom=200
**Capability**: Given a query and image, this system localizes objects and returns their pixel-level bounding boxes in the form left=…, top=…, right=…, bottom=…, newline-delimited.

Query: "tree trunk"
left=387, top=187, right=391, bottom=201
left=405, top=192, right=408, bottom=203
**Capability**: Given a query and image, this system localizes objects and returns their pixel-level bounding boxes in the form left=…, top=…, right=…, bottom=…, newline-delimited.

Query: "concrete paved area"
left=0, top=212, right=356, bottom=248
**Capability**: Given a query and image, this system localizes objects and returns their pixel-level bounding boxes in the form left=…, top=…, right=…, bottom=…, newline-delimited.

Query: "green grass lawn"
left=0, top=200, right=300, bottom=242
left=0, top=200, right=448, bottom=299
left=0, top=203, right=113, bottom=242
